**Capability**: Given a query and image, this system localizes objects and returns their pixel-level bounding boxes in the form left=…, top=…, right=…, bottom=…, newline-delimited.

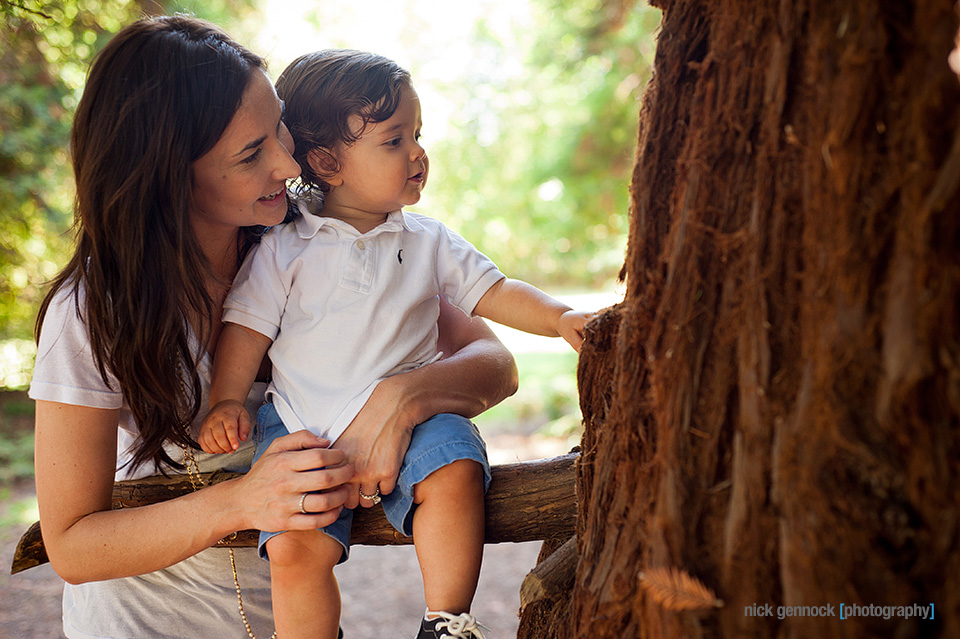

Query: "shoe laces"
left=426, top=610, right=489, bottom=639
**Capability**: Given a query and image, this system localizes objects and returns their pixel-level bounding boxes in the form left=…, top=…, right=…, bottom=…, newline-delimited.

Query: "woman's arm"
left=34, top=400, right=353, bottom=584
left=334, top=297, right=518, bottom=507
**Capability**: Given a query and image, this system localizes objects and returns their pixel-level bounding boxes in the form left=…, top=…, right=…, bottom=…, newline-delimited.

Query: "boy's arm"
left=199, top=323, right=272, bottom=453
left=472, top=278, right=596, bottom=351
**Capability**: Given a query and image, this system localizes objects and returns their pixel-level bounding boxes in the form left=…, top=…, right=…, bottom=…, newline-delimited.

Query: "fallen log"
left=12, top=452, right=578, bottom=575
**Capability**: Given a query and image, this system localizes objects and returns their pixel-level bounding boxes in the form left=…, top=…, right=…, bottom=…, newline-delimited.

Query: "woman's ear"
left=307, top=147, right=343, bottom=186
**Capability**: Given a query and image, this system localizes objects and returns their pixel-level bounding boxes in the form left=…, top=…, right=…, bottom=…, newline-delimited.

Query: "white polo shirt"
left=223, top=205, right=505, bottom=442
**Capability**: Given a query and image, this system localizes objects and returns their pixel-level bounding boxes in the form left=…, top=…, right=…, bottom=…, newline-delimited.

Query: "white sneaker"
left=416, top=610, right=489, bottom=639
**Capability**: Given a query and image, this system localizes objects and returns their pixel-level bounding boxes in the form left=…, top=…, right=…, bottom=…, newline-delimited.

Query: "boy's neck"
left=319, top=202, right=391, bottom=235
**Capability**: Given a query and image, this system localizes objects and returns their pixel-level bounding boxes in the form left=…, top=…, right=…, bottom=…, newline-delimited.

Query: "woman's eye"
left=241, top=149, right=262, bottom=164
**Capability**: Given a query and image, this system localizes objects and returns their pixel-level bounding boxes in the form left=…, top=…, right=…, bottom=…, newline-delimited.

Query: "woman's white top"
left=29, top=283, right=274, bottom=639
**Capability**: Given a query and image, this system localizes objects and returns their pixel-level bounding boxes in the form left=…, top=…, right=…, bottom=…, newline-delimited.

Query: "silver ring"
left=299, top=493, right=309, bottom=514
left=358, top=486, right=381, bottom=505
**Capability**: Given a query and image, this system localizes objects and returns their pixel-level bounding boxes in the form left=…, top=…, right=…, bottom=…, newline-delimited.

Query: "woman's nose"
left=278, top=150, right=301, bottom=180
left=273, top=144, right=301, bottom=181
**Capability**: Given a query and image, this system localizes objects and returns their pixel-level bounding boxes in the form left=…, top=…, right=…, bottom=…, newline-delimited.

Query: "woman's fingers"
left=343, top=484, right=361, bottom=510
left=292, top=485, right=351, bottom=529
left=263, top=431, right=348, bottom=473
left=266, top=429, right=331, bottom=453
left=241, top=430, right=356, bottom=532
left=357, top=483, right=382, bottom=508
left=298, top=464, right=355, bottom=493
left=378, top=476, right=397, bottom=496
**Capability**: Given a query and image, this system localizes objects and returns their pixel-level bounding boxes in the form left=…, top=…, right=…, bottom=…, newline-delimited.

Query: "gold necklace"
left=177, top=361, right=277, bottom=639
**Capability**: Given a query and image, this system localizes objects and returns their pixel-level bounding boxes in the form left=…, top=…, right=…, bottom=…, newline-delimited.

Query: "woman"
left=29, top=16, right=517, bottom=639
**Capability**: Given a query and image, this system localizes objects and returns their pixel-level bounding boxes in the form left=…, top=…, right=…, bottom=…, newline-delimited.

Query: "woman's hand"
left=334, top=376, right=417, bottom=508
left=35, top=401, right=355, bottom=584
left=237, top=430, right=354, bottom=531
left=334, top=297, right=518, bottom=509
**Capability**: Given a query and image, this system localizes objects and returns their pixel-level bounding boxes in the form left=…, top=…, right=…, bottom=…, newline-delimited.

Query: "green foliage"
left=0, top=0, right=114, bottom=340
left=473, top=349, right=581, bottom=436
left=0, top=430, right=34, bottom=484
left=0, top=0, right=257, bottom=344
left=423, top=0, right=660, bottom=288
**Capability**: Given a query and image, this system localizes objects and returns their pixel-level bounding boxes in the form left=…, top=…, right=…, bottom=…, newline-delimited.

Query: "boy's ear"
left=307, top=148, right=343, bottom=186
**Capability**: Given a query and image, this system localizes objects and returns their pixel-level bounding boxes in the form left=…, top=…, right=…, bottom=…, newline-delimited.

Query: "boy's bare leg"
left=411, top=459, right=486, bottom=614
left=266, top=529, right=343, bottom=639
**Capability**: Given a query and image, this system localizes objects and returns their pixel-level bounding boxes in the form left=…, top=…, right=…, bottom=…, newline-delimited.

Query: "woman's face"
left=191, top=70, right=300, bottom=239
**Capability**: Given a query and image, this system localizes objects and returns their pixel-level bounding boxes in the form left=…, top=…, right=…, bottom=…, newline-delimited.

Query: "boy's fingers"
left=238, top=411, right=252, bottom=443
left=213, top=425, right=233, bottom=453
left=226, top=424, right=241, bottom=451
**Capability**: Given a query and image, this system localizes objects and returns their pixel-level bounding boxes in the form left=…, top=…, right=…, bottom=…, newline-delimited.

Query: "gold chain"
left=176, top=360, right=277, bottom=639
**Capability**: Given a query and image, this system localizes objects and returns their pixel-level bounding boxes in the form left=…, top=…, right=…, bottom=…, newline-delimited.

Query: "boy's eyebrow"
left=377, top=122, right=404, bottom=136
left=233, top=136, right=266, bottom=157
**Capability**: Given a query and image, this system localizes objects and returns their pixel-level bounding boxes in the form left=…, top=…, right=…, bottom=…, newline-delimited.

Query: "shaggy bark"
left=519, top=1, right=960, bottom=637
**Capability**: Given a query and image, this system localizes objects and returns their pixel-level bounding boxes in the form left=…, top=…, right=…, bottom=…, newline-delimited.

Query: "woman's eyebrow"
left=233, top=136, right=266, bottom=157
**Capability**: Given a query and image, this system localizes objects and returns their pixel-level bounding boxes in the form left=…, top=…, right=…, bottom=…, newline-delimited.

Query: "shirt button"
left=356, top=240, right=366, bottom=250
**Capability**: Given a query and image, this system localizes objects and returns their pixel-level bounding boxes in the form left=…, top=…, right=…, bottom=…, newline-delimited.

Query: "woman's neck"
left=193, top=220, right=242, bottom=284
left=191, top=223, right=242, bottom=355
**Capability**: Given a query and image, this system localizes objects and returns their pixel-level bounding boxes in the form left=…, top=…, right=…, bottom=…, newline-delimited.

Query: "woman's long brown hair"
left=36, top=16, right=266, bottom=473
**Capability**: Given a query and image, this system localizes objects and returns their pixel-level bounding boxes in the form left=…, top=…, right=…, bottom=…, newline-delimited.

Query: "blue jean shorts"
left=251, top=402, right=491, bottom=564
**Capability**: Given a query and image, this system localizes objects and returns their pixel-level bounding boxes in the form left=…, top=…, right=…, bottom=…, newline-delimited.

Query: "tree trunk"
left=519, top=1, right=960, bottom=637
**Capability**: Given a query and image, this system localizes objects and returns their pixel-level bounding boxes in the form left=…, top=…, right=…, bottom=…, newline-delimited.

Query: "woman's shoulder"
left=36, top=277, right=87, bottom=340
left=30, top=277, right=124, bottom=408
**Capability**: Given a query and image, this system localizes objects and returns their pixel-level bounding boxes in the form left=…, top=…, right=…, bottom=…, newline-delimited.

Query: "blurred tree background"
left=0, top=0, right=260, bottom=386
left=0, top=0, right=659, bottom=391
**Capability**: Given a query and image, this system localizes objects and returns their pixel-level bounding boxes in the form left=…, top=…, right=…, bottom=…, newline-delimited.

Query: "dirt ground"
left=0, top=432, right=569, bottom=639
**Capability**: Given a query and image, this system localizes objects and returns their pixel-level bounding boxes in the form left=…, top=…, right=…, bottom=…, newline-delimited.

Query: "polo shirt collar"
left=292, top=201, right=424, bottom=239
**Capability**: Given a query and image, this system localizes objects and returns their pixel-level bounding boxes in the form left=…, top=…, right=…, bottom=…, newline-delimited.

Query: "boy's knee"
left=414, top=459, right=484, bottom=504
left=266, top=531, right=341, bottom=570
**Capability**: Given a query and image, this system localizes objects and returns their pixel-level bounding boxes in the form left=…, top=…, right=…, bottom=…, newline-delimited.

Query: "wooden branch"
left=11, top=453, right=578, bottom=575
left=519, top=534, right=578, bottom=611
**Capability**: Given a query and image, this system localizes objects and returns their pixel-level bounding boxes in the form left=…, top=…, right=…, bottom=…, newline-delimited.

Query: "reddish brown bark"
left=520, top=1, right=960, bottom=637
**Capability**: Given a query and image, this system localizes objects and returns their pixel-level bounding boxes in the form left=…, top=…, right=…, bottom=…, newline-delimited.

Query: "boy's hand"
left=199, top=400, right=251, bottom=454
left=557, top=310, right=597, bottom=352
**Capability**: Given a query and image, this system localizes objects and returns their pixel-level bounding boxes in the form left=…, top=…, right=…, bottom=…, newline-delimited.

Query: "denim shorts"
left=251, top=402, right=491, bottom=564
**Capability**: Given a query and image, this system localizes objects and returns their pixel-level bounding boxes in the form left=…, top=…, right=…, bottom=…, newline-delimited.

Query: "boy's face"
left=322, top=85, right=428, bottom=232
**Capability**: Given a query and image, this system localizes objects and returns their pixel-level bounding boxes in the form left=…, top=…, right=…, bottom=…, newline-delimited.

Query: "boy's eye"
left=388, top=138, right=402, bottom=147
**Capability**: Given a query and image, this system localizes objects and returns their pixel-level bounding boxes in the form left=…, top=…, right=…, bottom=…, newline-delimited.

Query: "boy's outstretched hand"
left=557, top=309, right=597, bottom=352
left=199, top=399, right=252, bottom=454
